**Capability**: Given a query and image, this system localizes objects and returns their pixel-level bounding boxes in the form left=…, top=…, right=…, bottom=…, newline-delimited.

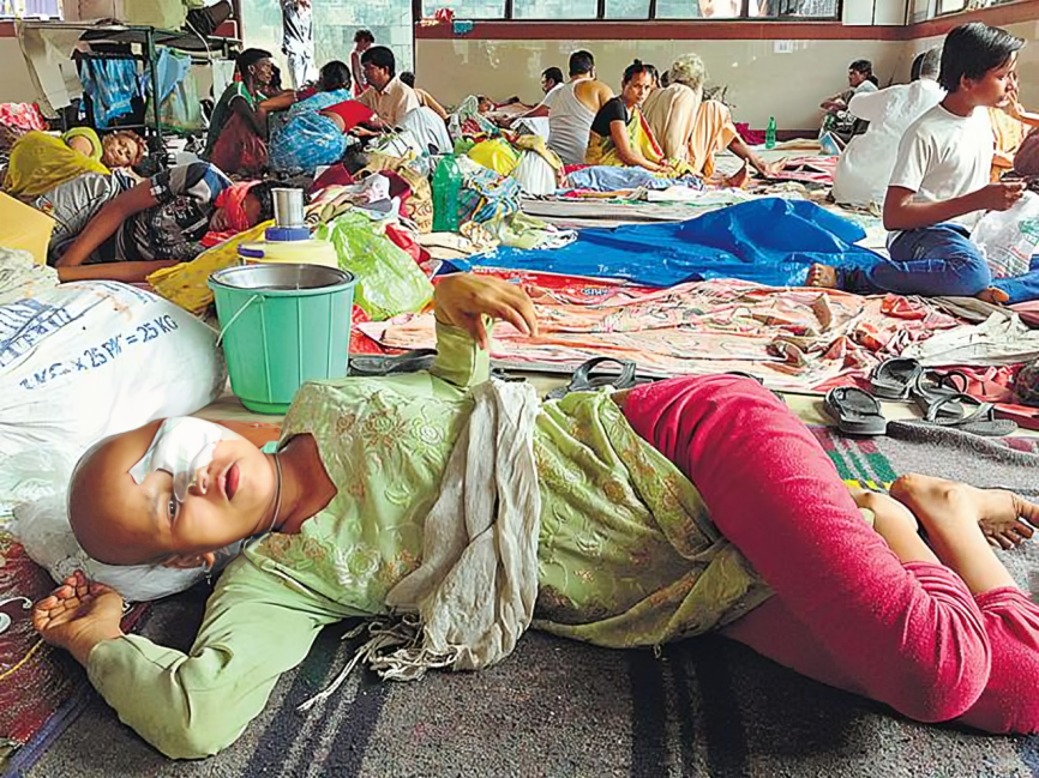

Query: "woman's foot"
left=977, top=287, right=1010, bottom=305
left=806, top=263, right=839, bottom=289
left=891, top=474, right=1039, bottom=549
left=725, top=162, right=750, bottom=189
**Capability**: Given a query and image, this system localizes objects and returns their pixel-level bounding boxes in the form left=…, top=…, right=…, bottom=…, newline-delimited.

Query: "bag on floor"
left=315, top=211, right=433, bottom=320
left=0, top=280, right=226, bottom=460
left=971, top=192, right=1039, bottom=279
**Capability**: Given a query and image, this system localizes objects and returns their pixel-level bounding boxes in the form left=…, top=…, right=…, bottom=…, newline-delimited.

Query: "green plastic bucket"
left=208, top=264, right=357, bottom=414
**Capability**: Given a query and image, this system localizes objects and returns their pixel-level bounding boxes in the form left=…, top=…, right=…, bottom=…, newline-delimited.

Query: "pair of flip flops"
left=825, top=358, right=1017, bottom=436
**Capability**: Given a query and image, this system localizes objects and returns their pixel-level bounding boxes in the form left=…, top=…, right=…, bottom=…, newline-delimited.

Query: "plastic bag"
left=315, top=212, right=433, bottom=321
left=971, top=192, right=1039, bottom=279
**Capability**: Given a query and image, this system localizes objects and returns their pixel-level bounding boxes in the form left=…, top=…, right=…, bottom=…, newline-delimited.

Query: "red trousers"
left=621, top=375, right=1039, bottom=734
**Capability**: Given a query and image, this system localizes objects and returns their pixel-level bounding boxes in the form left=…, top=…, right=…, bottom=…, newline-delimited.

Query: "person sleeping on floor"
left=808, top=22, right=1039, bottom=305
left=33, top=272, right=1039, bottom=759
left=38, top=162, right=279, bottom=283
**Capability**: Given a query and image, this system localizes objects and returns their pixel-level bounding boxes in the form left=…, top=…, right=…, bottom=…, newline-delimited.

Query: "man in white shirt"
left=808, top=23, right=1037, bottom=304
left=820, top=59, right=879, bottom=142
left=832, top=48, right=945, bottom=208
left=357, top=46, right=421, bottom=128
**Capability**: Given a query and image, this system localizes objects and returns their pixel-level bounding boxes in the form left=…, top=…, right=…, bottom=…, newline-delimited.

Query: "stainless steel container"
left=271, top=187, right=305, bottom=228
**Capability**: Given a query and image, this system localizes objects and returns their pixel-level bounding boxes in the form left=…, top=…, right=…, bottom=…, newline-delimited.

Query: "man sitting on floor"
left=500, top=66, right=566, bottom=128
left=820, top=59, right=879, bottom=143
left=38, top=162, right=277, bottom=283
left=544, top=50, right=614, bottom=166
left=641, top=54, right=779, bottom=180
left=832, top=47, right=945, bottom=209
left=357, top=46, right=421, bottom=128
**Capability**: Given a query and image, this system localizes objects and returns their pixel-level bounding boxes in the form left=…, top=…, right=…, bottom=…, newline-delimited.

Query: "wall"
left=414, top=0, right=1039, bottom=130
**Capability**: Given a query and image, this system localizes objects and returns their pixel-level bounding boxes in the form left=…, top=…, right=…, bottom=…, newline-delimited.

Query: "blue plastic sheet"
left=467, top=198, right=884, bottom=288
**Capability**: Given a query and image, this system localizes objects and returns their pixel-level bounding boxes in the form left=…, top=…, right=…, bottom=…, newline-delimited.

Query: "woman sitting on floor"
left=641, top=54, right=779, bottom=181
left=3, top=128, right=108, bottom=199
left=33, top=272, right=1039, bottom=759
left=269, top=60, right=381, bottom=175
left=585, top=59, right=670, bottom=174
left=203, top=48, right=293, bottom=177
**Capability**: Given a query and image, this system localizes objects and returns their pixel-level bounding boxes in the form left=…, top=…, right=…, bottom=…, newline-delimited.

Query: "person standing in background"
left=351, top=29, right=376, bottom=97
left=281, top=0, right=316, bottom=90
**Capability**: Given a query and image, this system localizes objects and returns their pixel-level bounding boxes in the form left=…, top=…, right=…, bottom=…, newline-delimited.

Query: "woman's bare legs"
left=889, top=475, right=1039, bottom=594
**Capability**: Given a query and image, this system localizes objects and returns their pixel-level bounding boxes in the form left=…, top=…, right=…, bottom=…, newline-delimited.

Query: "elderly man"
left=357, top=46, right=421, bottom=128
left=641, top=54, right=777, bottom=179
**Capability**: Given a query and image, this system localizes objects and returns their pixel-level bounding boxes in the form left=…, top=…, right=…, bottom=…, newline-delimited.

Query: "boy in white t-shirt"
left=809, top=23, right=1036, bottom=304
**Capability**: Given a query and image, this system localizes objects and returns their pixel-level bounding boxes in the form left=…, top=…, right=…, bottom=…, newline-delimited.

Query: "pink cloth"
left=620, top=374, right=1039, bottom=733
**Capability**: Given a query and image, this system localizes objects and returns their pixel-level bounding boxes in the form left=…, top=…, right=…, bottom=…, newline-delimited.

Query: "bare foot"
left=806, top=263, right=838, bottom=289
left=33, top=570, right=125, bottom=666
left=725, top=162, right=750, bottom=189
left=890, top=473, right=1022, bottom=593
left=891, top=474, right=1039, bottom=549
left=851, top=487, right=919, bottom=535
left=977, top=287, right=1010, bottom=305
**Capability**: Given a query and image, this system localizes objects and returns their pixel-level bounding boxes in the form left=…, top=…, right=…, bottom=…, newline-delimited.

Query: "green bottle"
left=765, top=116, right=777, bottom=150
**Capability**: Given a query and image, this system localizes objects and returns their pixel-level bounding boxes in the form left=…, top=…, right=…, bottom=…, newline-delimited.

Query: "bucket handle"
left=215, top=294, right=262, bottom=347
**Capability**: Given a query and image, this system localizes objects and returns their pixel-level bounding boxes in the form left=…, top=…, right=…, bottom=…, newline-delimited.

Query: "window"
left=937, top=0, right=967, bottom=12
left=421, top=0, right=506, bottom=18
left=604, top=0, right=651, bottom=19
left=937, top=0, right=1024, bottom=14
left=0, top=0, right=61, bottom=17
left=653, top=0, right=839, bottom=19
left=513, top=0, right=598, bottom=19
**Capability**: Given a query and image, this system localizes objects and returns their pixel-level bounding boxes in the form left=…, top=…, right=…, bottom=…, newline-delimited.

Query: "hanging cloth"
left=80, top=57, right=140, bottom=128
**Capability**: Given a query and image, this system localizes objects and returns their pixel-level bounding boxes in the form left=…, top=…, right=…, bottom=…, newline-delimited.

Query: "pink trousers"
left=620, top=374, right=1039, bottom=734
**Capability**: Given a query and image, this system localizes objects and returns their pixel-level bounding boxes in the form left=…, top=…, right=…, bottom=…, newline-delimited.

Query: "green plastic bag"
left=315, top=212, right=433, bottom=321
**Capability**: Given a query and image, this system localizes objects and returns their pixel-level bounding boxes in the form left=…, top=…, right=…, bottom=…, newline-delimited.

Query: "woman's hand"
left=33, top=570, right=126, bottom=667
left=434, top=274, right=539, bottom=351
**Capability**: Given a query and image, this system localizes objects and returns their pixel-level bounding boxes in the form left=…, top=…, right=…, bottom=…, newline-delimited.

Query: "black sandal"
left=545, top=357, right=640, bottom=401
left=824, top=386, right=888, bottom=436
left=869, top=357, right=923, bottom=400
left=922, top=393, right=1018, bottom=437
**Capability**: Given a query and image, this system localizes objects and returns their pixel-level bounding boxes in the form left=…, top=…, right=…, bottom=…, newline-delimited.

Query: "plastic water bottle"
left=765, top=116, right=777, bottom=150
left=432, top=155, right=463, bottom=232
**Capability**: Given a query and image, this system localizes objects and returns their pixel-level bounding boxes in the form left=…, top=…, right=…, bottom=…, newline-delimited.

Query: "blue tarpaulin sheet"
left=466, top=198, right=884, bottom=288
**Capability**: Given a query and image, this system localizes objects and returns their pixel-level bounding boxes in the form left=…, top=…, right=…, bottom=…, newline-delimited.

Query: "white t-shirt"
left=539, top=82, right=563, bottom=111
left=832, top=79, right=945, bottom=207
left=887, top=103, right=994, bottom=242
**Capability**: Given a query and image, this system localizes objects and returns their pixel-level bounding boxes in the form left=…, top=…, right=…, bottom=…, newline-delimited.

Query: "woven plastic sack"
left=971, top=192, right=1039, bottom=279
left=315, top=211, right=433, bottom=321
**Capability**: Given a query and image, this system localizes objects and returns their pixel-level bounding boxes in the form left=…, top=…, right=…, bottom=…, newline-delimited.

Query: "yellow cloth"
left=147, top=221, right=273, bottom=313
left=989, top=107, right=1027, bottom=181
left=0, top=191, right=55, bottom=264
left=3, top=131, right=109, bottom=200
left=512, top=134, right=564, bottom=171
left=61, top=127, right=102, bottom=161
left=467, top=138, right=521, bottom=176
left=585, top=105, right=663, bottom=167
left=642, top=86, right=738, bottom=178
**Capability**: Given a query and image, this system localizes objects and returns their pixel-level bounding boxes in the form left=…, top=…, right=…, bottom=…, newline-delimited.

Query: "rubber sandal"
left=910, top=369, right=969, bottom=414
left=823, top=387, right=888, bottom=436
left=545, top=357, right=639, bottom=401
left=869, top=357, right=923, bottom=400
left=923, top=393, right=1018, bottom=437
left=349, top=349, right=438, bottom=377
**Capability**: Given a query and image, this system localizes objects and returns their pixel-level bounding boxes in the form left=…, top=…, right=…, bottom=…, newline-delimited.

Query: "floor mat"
left=0, top=531, right=148, bottom=775
left=19, top=425, right=1039, bottom=777
left=358, top=277, right=965, bottom=393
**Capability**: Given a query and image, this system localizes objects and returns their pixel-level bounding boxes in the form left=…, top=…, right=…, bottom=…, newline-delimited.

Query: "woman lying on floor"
left=42, top=162, right=278, bottom=283
left=35, top=273, right=1039, bottom=759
